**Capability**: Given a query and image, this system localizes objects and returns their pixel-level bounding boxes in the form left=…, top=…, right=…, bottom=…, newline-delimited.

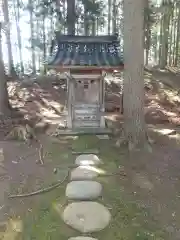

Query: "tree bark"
left=108, top=0, right=112, bottom=34
left=174, top=4, right=180, bottom=66
left=123, top=0, right=146, bottom=150
left=29, top=0, right=36, bottom=73
left=2, top=0, right=16, bottom=76
left=84, top=2, right=89, bottom=35
left=159, top=1, right=172, bottom=69
left=0, top=23, right=10, bottom=115
left=13, top=0, right=24, bottom=74
left=42, top=14, right=46, bottom=74
left=112, top=0, right=117, bottom=34
left=67, top=0, right=75, bottom=35
left=168, top=7, right=174, bottom=65
left=144, top=0, right=151, bottom=66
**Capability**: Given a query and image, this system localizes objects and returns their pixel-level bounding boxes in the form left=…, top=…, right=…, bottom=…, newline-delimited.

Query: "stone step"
left=70, top=166, right=98, bottom=181
left=75, top=154, right=102, bottom=166
left=71, top=149, right=99, bottom=155
left=73, top=120, right=100, bottom=128
left=68, top=237, right=98, bottom=240
left=62, top=202, right=111, bottom=233
left=66, top=181, right=102, bottom=200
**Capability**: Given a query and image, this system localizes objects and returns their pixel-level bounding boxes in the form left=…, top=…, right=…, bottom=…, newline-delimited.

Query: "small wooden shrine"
left=47, top=32, right=124, bottom=132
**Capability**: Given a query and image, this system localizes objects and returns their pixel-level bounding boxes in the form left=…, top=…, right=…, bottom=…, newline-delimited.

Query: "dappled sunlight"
left=77, top=160, right=98, bottom=165
left=157, top=68, right=168, bottom=73
left=40, top=108, right=60, bottom=118
left=144, top=74, right=180, bottom=125
left=77, top=165, right=106, bottom=175
left=153, top=128, right=176, bottom=135
left=64, top=136, right=79, bottom=140
left=53, top=200, right=67, bottom=217
left=7, top=78, right=66, bottom=126
left=0, top=148, right=5, bottom=165
left=2, top=218, right=23, bottom=240
left=165, top=66, right=180, bottom=74
left=150, top=126, right=180, bottom=140
left=166, top=134, right=180, bottom=140
left=41, top=98, right=64, bottom=112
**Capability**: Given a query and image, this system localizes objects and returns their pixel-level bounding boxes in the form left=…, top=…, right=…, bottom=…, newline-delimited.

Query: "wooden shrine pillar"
left=99, top=71, right=106, bottom=128
left=64, top=72, right=74, bottom=128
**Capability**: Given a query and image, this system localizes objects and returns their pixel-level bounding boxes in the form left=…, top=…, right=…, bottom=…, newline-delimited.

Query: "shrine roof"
left=47, top=33, right=123, bottom=70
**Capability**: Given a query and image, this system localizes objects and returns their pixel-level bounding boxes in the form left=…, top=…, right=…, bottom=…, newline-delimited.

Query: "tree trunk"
left=29, top=0, right=36, bottom=73
left=67, top=0, right=75, bottom=35
left=112, top=0, right=117, bottom=34
left=158, top=17, right=163, bottom=65
left=168, top=8, right=174, bottom=65
left=159, top=2, right=172, bottom=69
left=13, top=0, right=24, bottom=74
left=144, top=0, right=151, bottom=66
left=2, top=0, right=16, bottom=76
left=92, top=18, right=96, bottom=35
left=42, top=15, right=46, bottom=74
left=0, top=23, right=10, bottom=115
left=123, top=0, right=146, bottom=150
left=174, top=5, right=180, bottom=66
left=153, top=30, right=158, bottom=64
left=108, top=0, right=112, bottom=34
left=36, top=15, right=41, bottom=71
left=172, top=5, right=177, bottom=65
left=84, top=3, right=89, bottom=35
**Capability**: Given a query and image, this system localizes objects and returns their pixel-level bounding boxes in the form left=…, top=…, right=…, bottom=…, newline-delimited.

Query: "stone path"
left=62, top=154, right=111, bottom=239
left=66, top=181, right=102, bottom=200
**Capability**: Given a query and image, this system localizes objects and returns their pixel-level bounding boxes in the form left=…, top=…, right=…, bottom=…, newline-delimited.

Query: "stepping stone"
left=96, top=135, right=109, bottom=140
left=66, top=181, right=102, bottom=200
left=68, top=237, right=98, bottom=240
left=75, top=154, right=102, bottom=166
left=62, top=202, right=111, bottom=233
left=70, top=166, right=98, bottom=181
left=72, top=149, right=99, bottom=155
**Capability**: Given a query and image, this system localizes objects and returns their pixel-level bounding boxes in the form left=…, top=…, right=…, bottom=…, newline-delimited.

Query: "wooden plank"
left=71, top=74, right=101, bottom=79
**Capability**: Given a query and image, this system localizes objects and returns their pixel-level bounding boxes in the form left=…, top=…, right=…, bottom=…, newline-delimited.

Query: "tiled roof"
left=47, top=33, right=123, bottom=69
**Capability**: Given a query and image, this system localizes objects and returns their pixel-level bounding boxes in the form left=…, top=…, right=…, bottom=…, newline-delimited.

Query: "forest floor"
left=0, top=68, right=180, bottom=239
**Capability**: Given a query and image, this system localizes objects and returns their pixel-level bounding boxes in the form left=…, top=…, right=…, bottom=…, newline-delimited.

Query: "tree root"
left=5, top=124, right=36, bottom=143
left=5, top=124, right=45, bottom=164
left=115, top=128, right=153, bottom=153
left=37, top=144, right=44, bottom=165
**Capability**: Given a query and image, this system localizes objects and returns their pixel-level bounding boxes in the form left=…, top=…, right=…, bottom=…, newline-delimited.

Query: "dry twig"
left=8, top=171, right=69, bottom=198
left=38, top=144, right=44, bottom=165
left=8, top=169, right=126, bottom=199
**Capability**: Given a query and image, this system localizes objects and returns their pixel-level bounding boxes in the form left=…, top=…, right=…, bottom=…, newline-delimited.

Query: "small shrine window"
left=84, top=83, right=89, bottom=89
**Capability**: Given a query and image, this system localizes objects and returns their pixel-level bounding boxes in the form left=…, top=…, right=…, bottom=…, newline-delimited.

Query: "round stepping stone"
left=68, top=237, right=98, bottom=240
left=70, top=166, right=98, bottom=181
left=62, top=202, right=111, bottom=233
left=75, top=154, right=101, bottom=166
left=66, top=181, right=102, bottom=200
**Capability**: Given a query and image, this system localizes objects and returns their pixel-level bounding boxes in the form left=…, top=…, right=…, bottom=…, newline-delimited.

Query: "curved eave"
left=45, top=64, right=124, bottom=72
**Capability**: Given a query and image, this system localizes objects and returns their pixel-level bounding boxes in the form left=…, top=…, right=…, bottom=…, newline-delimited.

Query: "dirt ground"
left=1, top=68, right=180, bottom=239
